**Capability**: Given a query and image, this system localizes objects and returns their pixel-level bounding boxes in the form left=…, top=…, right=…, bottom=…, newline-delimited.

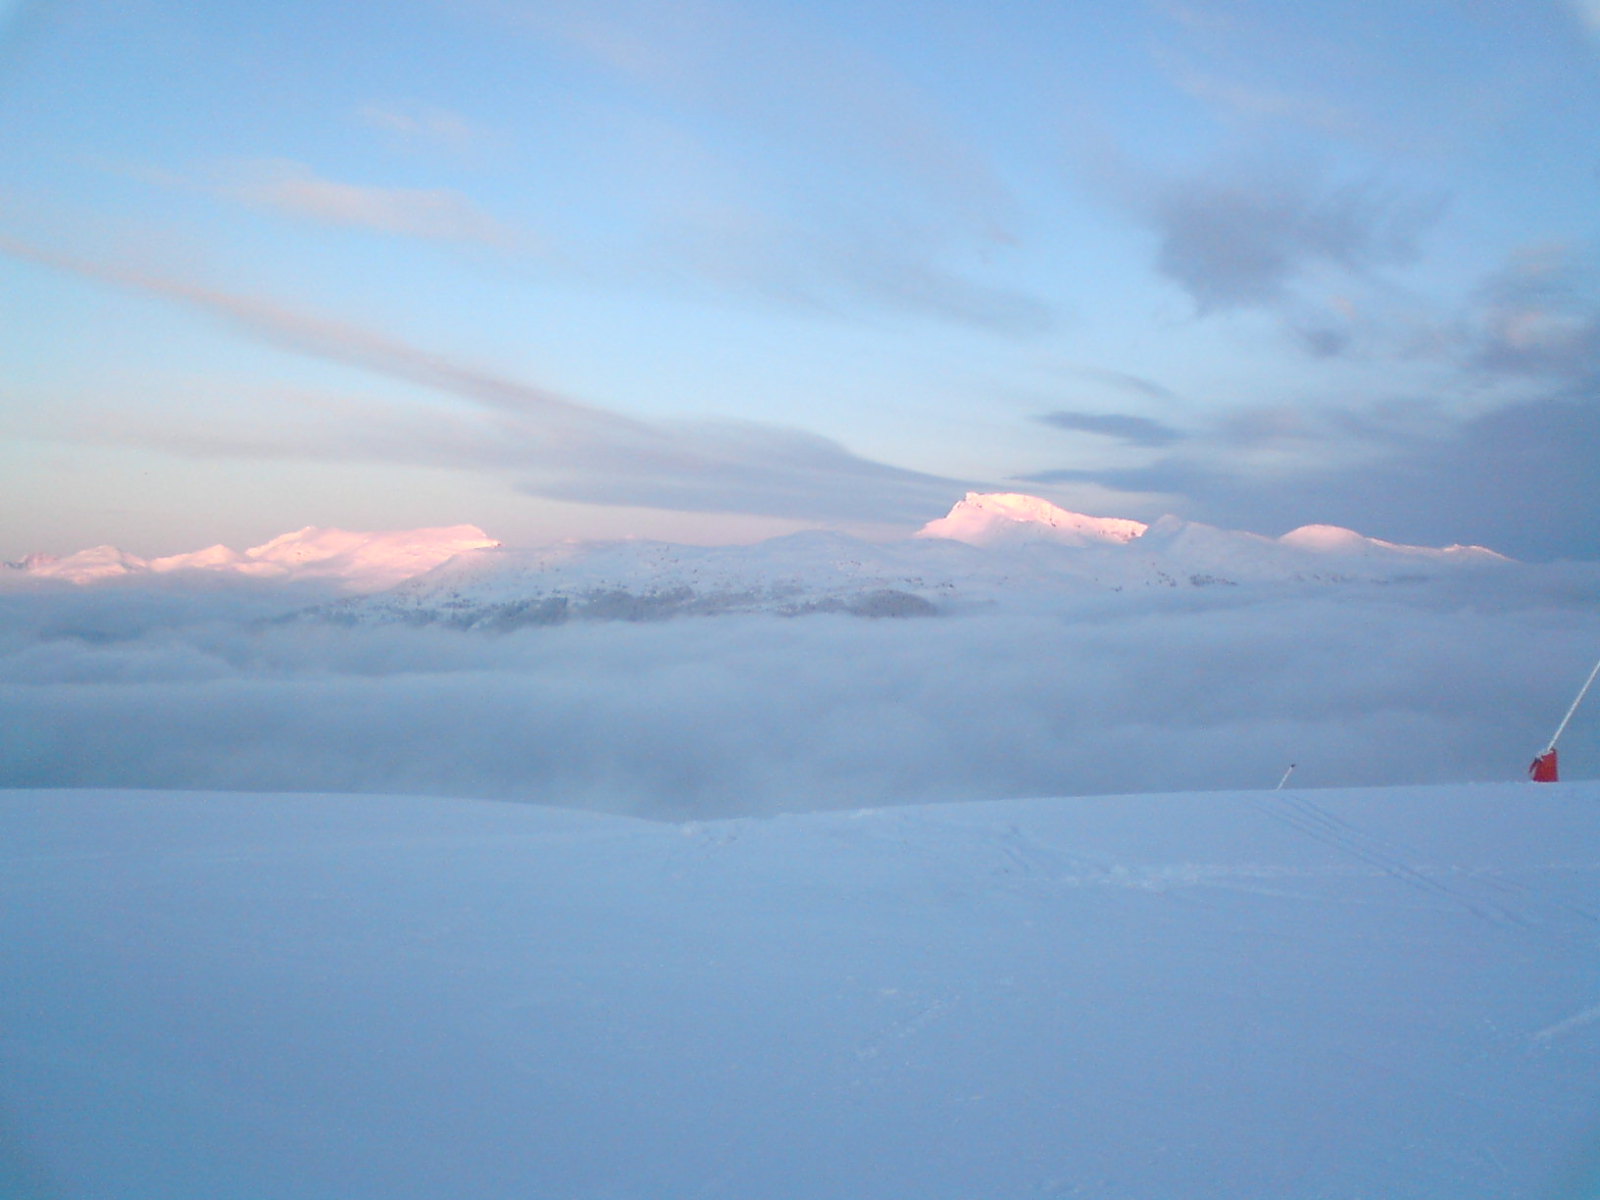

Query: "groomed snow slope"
left=3, top=784, right=1598, bottom=1200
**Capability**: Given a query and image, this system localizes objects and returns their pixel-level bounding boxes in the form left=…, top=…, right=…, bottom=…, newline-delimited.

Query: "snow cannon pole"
left=1275, top=763, right=1296, bottom=790
left=1531, top=656, right=1600, bottom=783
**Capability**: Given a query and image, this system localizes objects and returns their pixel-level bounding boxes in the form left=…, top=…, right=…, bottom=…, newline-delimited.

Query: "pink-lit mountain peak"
left=919, top=494, right=1508, bottom=564
left=10, top=525, right=499, bottom=589
left=8, top=498, right=1511, bottom=607
left=1278, top=524, right=1506, bottom=560
left=916, top=492, right=1148, bottom=547
left=243, top=525, right=500, bottom=577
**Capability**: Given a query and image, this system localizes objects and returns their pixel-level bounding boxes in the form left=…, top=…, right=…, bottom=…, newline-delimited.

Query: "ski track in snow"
left=756, top=797, right=1600, bottom=932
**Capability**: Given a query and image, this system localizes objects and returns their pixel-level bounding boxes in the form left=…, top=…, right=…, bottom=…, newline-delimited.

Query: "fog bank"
left=4, top=565, right=1596, bottom=817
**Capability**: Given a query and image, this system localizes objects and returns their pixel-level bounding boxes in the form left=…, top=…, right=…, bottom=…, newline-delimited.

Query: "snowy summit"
left=5, top=496, right=1513, bottom=623
left=6, top=525, right=500, bottom=591
left=916, top=491, right=1149, bottom=547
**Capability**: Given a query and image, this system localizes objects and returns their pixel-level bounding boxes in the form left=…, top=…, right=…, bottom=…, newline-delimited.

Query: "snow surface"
left=2, top=783, right=1597, bottom=1200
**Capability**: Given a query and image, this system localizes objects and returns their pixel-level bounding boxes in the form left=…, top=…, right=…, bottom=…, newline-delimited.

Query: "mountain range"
left=5, top=524, right=499, bottom=591
left=7, top=492, right=1511, bottom=626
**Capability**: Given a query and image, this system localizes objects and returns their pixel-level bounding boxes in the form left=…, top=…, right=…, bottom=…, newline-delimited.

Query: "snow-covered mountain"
left=6, top=525, right=500, bottom=591
left=311, top=530, right=984, bottom=628
left=9, top=495, right=1510, bottom=626
left=922, top=492, right=1505, bottom=572
left=311, top=494, right=1510, bottom=630
left=916, top=491, right=1149, bottom=546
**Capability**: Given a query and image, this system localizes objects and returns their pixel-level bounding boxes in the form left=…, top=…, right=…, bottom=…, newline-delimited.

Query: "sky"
left=1, top=0, right=1598, bottom=560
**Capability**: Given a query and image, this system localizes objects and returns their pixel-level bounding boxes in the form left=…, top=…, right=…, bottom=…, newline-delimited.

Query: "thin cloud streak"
left=355, top=103, right=492, bottom=155
left=217, top=159, right=528, bottom=248
left=0, top=236, right=969, bottom=523
left=1036, top=411, right=1184, bottom=447
left=1064, top=367, right=1181, bottom=404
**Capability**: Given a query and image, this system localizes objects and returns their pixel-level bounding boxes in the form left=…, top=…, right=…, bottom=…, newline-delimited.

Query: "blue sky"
left=2, top=0, right=1597, bottom=559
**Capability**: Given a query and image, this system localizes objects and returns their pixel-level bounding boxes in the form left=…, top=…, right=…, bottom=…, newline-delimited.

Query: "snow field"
left=3, top=783, right=1597, bottom=1199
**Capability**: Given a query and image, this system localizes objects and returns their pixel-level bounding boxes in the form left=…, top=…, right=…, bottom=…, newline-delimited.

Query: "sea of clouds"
left=4, top=565, right=1599, bottom=818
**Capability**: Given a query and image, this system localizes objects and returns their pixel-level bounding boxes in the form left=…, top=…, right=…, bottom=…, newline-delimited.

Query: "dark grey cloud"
left=1025, top=390, right=1600, bottom=562
left=1035, top=411, right=1184, bottom=447
left=1026, top=245, right=1600, bottom=561
left=0, top=237, right=970, bottom=525
left=1291, top=322, right=1355, bottom=359
left=1076, top=137, right=1444, bottom=321
left=1464, top=245, right=1600, bottom=378
left=1145, top=166, right=1444, bottom=313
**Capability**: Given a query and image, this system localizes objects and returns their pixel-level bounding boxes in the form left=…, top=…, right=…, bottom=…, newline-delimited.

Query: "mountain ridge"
left=7, top=496, right=1513, bottom=626
left=6, top=524, right=500, bottom=591
left=309, top=496, right=1512, bottom=630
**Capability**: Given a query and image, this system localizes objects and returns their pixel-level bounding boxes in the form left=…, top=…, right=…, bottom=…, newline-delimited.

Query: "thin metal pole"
left=1546, top=657, right=1600, bottom=753
left=1275, top=763, right=1296, bottom=790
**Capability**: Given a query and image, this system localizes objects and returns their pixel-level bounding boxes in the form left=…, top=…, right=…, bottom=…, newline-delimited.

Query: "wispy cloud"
left=828, top=237, right=1054, bottom=335
left=1035, top=411, right=1184, bottom=447
left=214, top=159, right=528, bottom=248
left=1567, top=0, right=1600, bottom=40
left=649, top=195, right=1056, bottom=335
left=355, top=103, right=491, bottom=155
left=476, top=0, right=1053, bottom=336
left=0, top=236, right=968, bottom=523
left=1163, top=61, right=1366, bottom=141
left=1061, top=367, right=1181, bottom=404
left=505, top=0, right=1015, bottom=238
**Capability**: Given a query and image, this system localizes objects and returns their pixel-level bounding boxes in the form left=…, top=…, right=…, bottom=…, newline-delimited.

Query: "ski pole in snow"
left=1530, top=656, right=1600, bottom=783
left=1275, top=763, right=1296, bottom=790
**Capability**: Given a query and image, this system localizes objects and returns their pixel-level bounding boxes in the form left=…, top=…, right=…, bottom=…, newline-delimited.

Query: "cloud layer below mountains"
left=5, top=565, right=1597, bottom=818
